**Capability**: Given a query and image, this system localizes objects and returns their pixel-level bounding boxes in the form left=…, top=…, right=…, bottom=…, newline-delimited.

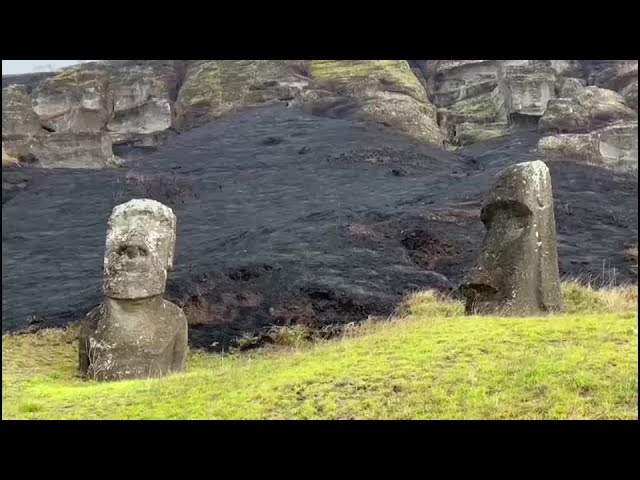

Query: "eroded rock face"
left=32, top=66, right=111, bottom=133
left=2, top=85, right=44, bottom=136
left=302, top=60, right=443, bottom=145
left=557, top=77, right=586, bottom=99
left=576, top=86, right=637, bottom=126
left=79, top=199, right=187, bottom=381
left=176, top=60, right=310, bottom=128
left=460, top=160, right=562, bottom=315
left=2, top=59, right=638, bottom=166
left=3, top=132, right=123, bottom=169
left=538, top=98, right=590, bottom=134
left=423, top=60, right=560, bottom=146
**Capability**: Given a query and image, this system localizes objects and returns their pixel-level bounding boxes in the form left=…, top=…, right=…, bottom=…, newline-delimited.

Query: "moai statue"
left=460, top=160, right=563, bottom=315
left=79, top=199, right=188, bottom=381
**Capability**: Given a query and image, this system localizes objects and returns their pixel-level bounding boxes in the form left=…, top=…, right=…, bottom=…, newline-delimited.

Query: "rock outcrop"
left=421, top=60, right=560, bottom=146
left=461, top=160, right=562, bottom=315
left=300, top=60, right=443, bottom=145
left=538, top=121, right=638, bottom=172
left=2, top=59, right=638, bottom=168
left=2, top=85, right=45, bottom=136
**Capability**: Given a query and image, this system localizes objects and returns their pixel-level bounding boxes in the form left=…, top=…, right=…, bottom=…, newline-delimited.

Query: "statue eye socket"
left=116, top=245, right=149, bottom=258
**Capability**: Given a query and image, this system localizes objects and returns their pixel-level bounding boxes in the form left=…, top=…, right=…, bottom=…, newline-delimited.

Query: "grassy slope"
left=2, top=283, right=638, bottom=420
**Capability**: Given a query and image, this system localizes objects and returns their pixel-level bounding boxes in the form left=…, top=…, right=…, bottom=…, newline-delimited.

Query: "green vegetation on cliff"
left=2, top=283, right=637, bottom=420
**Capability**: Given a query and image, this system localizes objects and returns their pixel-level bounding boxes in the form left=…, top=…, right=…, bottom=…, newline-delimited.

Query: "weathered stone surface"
left=303, top=60, right=443, bottom=145
left=620, top=78, right=638, bottom=111
left=576, top=86, right=637, bottom=126
left=557, top=77, right=586, bottom=99
left=103, top=199, right=177, bottom=299
left=538, top=98, right=590, bottom=133
left=105, top=60, right=181, bottom=139
left=460, top=160, right=562, bottom=315
left=176, top=60, right=310, bottom=128
left=503, top=64, right=556, bottom=117
left=2, top=85, right=43, bottom=136
left=32, top=65, right=111, bottom=133
left=549, top=60, right=583, bottom=77
left=584, top=60, right=638, bottom=92
left=3, top=59, right=637, bottom=160
left=538, top=121, right=638, bottom=171
left=79, top=199, right=187, bottom=381
left=424, top=60, right=559, bottom=145
left=452, top=122, right=511, bottom=146
left=1, top=144, right=20, bottom=167
left=3, top=132, right=123, bottom=169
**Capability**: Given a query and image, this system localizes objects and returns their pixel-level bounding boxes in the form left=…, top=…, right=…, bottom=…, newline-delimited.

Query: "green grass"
left=2, top=283, right=637, bottom=420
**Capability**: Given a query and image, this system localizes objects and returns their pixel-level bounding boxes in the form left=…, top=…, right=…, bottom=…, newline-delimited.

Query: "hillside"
left=2, top=60, right=638, bottom=350
left=3, top=283, right=637, bottom=420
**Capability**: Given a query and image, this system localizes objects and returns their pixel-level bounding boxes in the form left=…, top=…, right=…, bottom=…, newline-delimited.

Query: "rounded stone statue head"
left=103, top=199, right=177, bottom=299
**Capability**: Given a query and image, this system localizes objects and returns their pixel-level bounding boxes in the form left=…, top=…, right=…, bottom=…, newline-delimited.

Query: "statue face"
left=103, top=199, right=176, bottom=299
left=460, top=161, right=562, bottom=315
left=461, top=200, right=537, bottom=314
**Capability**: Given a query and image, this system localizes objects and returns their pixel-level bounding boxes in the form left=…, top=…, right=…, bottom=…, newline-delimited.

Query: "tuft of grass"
left=395, top=290, right=465, bottom=319
left=2, top=282, right=637, bottom=420
left=561, top=280, right=637, bottom=315
left=266, top=324, right=312, bottom=349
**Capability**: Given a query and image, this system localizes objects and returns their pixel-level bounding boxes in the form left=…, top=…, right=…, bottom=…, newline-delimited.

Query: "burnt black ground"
left=2, top=105, right=638, bottom=350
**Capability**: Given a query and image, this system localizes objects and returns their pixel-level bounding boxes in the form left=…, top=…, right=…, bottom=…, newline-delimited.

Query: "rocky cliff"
left=3, top=59, right=637, bottom=171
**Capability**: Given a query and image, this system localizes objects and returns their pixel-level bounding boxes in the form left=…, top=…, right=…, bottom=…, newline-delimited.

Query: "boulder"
left=538, top=98, right=590, bottom=133
left=538, top=121, right=638, bottom=172
left=576, top=86, right=637, bottom=126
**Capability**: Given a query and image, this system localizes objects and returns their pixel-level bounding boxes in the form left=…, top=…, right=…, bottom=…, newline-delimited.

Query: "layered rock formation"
left=2, top=59, right=638, bottom=170
left=535, top=61, right=638, bottom=170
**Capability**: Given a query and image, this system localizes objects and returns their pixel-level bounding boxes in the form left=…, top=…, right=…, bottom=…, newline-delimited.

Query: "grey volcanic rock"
left=576, top=86, right=637, bottom=126
left=105, top=60, right=182, bottom=140
left=3, top=131, right=123, bottom=169
left=32, top=66, right=111, bottom=133
left=461, top=161, right=562, bottom=315
left=3, top=59, right=638, bottom=162
left=538, top=98, right=590, bottom=134
left=557, top=77, right=586, bottom=99
left=539, top=121, right=638, bottom=172
left=423, top=60, right=558, bottom=146
left=2, top=85, right=44, bottom=136
left=79, top=199, right=187, bottom=381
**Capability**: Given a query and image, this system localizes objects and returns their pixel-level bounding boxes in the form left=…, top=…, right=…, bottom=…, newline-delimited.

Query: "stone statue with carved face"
left=460, top=160, right=563, bottom=315
left=79, top=199, right=188, bottom=381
